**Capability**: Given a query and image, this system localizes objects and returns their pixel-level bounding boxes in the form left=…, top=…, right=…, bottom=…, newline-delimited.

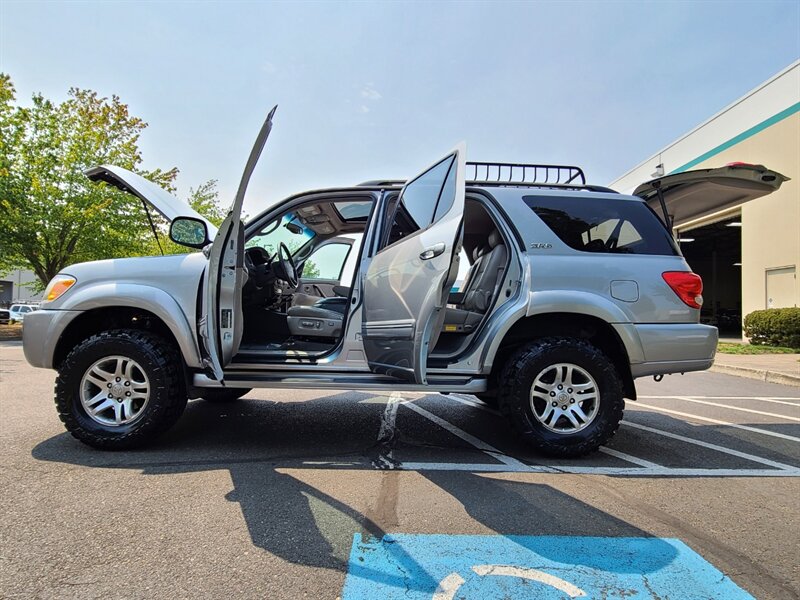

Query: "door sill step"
left=193, top=371, right=487, bottom=393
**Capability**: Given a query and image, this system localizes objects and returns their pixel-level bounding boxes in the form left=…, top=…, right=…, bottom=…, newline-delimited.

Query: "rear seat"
left=444, top=230, right=507, bottom=333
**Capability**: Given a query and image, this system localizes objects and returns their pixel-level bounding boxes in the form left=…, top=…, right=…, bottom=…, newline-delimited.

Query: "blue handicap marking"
left=342, top=534, right=754, bottom=599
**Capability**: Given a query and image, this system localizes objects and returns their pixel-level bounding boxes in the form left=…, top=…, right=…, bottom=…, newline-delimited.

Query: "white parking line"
left=598, top=447, right=663, bottom=468
left=402, top=400, right=529, bottom=469
left=399, top=462, right=800, bottom=477
left=669, top=396, right=800, bottom=422
left=641, top=395, right=800, bottom=405
left=621, top=421, right=798, bottom=470
left=448, top=394, right=502, bottom=416
left=754, top=397, right=800, bottom=407
left=395, top=392, right=800, bottom=477
left=373, top=392, right=402, bottom=469
left=635, top=403, right=800, bottom=442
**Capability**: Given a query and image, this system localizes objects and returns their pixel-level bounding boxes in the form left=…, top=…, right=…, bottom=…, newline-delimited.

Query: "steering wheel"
left=277, top=242, right=298, bottom=287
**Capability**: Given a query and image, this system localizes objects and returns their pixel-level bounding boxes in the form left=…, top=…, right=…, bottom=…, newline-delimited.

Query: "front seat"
left=286, top=303, right=344, bottom=338
left=443, top=230, right=507, bottom=333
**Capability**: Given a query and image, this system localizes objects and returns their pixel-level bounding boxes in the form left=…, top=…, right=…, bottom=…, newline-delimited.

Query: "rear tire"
left=197, top=388, right=251, bottom=403
left=55, top=329, right=187, bottom=450
left=498, top=337, right=624, bottom=458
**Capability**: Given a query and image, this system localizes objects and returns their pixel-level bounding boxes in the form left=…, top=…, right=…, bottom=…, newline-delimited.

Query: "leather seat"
left=444, top=230, right=507, bottom=333
left=287, top=289, right=350, bottom=338
left=287, top=303, right=344, bottom=338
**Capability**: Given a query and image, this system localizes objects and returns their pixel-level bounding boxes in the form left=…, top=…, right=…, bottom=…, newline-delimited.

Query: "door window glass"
left=381, top=155, right=456, bottom=250
left=432, top=159, right=457, bottom=223
left=303, top=243, right=351, bottom=280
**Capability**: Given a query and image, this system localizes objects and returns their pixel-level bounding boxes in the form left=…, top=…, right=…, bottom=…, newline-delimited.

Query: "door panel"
left=202, top=106, right=276, bottom=380
left=362, top=143, right=466, bottom=383
left=297, top=279, right=340, bottom=298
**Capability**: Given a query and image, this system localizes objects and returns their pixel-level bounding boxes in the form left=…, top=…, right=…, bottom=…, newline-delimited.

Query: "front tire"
left=55, top=330, right=187, bottom=450
left=498, top=337, right=624, bottom=458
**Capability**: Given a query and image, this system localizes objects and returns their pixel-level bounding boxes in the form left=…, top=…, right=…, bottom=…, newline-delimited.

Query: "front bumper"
left=22, top=309, right=83, bottom=369
left=629, top=323, right=718, bottom=378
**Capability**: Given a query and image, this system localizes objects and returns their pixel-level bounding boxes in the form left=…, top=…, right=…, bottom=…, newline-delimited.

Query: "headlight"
left=42, top=275, right=77, bottom=304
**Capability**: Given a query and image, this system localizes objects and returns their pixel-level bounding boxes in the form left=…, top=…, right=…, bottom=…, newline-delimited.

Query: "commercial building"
left=0, top=269, right=43, bottom=306
left=611, top=61, right=799, bottom=336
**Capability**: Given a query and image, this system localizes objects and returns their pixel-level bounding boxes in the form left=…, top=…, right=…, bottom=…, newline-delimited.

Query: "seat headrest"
left=473, top=245, right=487, bottom=261
left=488, top=230, right=503, bottom=248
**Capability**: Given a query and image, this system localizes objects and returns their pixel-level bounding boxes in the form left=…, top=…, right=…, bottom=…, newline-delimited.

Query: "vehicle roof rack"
left=358, top=161, right=618, bottom=193
left=466, top=161, right=585, bottom=186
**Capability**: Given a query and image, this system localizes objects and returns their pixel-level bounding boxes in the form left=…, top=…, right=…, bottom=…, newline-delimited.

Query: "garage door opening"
left=678, top=216, right=742, bottom=336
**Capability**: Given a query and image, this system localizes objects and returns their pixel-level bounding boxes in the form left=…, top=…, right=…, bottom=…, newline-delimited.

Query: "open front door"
left=633, top=163, right=788, bottom=228
left=362, top=143, right=466, bottom=383
left=201, top=106, right=277, bottom=380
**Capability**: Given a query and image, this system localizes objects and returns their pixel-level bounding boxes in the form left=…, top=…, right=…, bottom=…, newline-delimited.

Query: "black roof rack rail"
left=466, top=161, right=585, bottom=186
left=357, top=161, right=618, bottom=193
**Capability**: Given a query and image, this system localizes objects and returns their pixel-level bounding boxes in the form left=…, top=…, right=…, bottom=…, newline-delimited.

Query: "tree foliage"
left=0, top=74, right=226, bottom=287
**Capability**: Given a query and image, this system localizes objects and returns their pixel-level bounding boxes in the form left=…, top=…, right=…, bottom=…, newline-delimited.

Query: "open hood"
left=633, top=163, right=789, bottom=228
left=85, top=165, right=218, bottom=237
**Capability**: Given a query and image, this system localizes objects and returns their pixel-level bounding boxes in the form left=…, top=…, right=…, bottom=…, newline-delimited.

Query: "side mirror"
left=170, top=217, right=210, bottom=249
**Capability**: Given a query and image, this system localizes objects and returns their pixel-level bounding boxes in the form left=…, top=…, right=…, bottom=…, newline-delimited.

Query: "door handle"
left=420, top=243, right=446, bottom=260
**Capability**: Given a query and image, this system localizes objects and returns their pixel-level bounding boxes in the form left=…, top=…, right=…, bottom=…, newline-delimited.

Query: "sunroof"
left=333, top=201, right=372, bottom=221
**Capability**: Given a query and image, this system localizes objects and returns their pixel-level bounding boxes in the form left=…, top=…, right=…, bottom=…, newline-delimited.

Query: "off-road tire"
left=197, top=388, right=251, bottom=403
left=55, top=329, right=187, bottom=450
left=497, top=337, right=624, bottom=457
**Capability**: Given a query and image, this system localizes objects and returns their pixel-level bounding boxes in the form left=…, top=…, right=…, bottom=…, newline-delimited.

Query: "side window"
left=381, top=155, right=455, bottom=250
left=523, top=195, right=679, bottom=256
left=302, top=243, right=351, bottom=281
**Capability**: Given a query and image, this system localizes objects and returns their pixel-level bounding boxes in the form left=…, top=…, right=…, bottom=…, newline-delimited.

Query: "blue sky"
left=1, top=1, right=798, bottom=215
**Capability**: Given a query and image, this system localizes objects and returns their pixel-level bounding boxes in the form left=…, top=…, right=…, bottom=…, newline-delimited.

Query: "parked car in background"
left=9, top=304, right=39, bottom=324
left=0, top=308, right=10, bottom=325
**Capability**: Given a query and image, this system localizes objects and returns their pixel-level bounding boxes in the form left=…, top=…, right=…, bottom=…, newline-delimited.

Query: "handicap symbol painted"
left=341, top=534, right=754, bottom=599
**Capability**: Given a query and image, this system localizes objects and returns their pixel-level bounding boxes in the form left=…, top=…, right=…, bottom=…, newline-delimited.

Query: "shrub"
left=743, top=308, right=800, bottom=349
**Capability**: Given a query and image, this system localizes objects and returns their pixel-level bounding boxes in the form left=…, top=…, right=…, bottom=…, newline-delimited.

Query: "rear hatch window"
left=523, top=195, right=679, bottom=256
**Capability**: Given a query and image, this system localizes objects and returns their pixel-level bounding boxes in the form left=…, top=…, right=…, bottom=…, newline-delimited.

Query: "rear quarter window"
left=523, top=195, right=679, bottom=256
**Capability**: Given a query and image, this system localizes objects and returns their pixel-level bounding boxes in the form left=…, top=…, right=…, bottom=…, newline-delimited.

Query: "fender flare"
left=482, top=289, right=645, bottom=369
left=60, top=282, right=203, bottom=368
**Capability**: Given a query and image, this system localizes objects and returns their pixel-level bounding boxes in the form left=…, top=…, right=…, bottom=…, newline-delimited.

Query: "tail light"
left=662, top=271, right=703, bottom=309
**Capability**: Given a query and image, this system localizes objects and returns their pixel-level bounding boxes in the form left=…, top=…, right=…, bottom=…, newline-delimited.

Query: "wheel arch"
left=487, top=312, right=637, bottom=400
left=53, top=287, right=202, bottom=371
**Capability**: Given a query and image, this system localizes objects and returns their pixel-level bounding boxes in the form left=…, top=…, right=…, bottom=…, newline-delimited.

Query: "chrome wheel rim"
left=80, top=356, right=150, bottom=427
left=530, top=363, right=599, bottom=434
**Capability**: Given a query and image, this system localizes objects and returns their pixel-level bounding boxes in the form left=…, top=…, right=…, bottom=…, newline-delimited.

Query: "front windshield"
left=245, top=212, right=315, bottom=256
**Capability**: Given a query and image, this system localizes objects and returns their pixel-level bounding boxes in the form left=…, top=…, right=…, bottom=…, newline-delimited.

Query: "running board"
left=192, top=371, right=488, bottom=393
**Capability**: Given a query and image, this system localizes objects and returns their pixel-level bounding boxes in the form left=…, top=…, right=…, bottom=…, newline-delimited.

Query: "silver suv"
left=22, top=109, right=786, bottom=456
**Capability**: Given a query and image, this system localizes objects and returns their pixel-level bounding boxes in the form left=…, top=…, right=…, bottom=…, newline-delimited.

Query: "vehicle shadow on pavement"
left=30, top=394, right=681, bottom=586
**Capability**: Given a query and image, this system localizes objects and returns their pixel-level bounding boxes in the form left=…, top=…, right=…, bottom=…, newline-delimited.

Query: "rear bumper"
left=22, top=309, right=83, bottom=369
left=630, top=323, right=718, bottom=378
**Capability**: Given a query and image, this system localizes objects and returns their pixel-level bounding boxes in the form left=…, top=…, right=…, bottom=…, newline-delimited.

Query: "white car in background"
left=9, top=304, right=39, bottom=324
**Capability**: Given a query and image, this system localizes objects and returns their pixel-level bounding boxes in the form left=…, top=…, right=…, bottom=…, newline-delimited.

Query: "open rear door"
left=634, top=163, right=788, bottom=228
left=362, top=143, right=466, bottom=383
left=201, top=106, right=277, bottom=380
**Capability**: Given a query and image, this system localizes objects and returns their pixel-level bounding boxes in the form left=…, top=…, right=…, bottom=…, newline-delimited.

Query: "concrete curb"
left=710, top=363, right=800, bottom=387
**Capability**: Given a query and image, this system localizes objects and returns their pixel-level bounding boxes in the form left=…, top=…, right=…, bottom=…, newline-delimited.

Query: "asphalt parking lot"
left=1, top=341, right=799, bottom=599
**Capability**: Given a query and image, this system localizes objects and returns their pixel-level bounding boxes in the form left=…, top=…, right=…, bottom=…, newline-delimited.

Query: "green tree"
left=0, top=74, right=226, bottom=288
left=187, top=179, right=227, bottom=227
